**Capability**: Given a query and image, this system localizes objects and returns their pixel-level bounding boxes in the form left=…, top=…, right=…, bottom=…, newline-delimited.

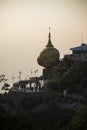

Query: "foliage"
left=60, top=61, right=87, bottom=92
left=0, top=75, right=6, bottom=83
left=0, top=61, right=87, bottom=130
left=47, top=61, right=87, bottom=93
left=61, top=105, right=87, bottom=130
left=0, top=74, right=10, bottom=92
left=0, top=93, right=74, bottom=130
left=2, top=83, right=10, bottom=92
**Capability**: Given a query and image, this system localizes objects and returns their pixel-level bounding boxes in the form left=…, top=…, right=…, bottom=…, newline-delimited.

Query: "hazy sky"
left=0, top=0, right=87, bottom=86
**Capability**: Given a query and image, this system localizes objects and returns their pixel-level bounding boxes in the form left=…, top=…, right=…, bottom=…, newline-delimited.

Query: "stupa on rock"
left=37, top=28, right=60, bottom=84
left=37, top=28, right=60, bottom=68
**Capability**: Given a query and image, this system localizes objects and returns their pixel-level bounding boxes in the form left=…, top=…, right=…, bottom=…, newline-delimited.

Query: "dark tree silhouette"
left=2, top=83, right=10, bottom=92
left=0, top=74, right=10, bottom=92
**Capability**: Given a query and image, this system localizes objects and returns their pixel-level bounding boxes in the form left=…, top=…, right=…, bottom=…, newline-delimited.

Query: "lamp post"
left=34, top=70, right=36, bottom=77
left=31, top=70, right=33, bottom=77
left=27, top=75, right=29, bottom=79
left=19, top=71, right=22, bottom=81
left=12, top=76, right=15, bottom=85
left=36, top=69, right=38, bottom=77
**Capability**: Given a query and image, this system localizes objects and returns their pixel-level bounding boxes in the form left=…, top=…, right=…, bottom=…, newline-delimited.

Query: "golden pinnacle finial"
left=48, top=27, right=51, bottom=39
left=49, top=27, right=51, bottom=31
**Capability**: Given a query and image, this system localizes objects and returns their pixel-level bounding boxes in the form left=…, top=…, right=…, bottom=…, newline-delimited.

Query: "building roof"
left=70, top=43, right=87, bottom=51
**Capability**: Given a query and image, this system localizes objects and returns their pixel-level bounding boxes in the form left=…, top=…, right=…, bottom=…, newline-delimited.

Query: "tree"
left=0, top=75, right=6, bottom=82
left=0, top=74, right=9, bottom=93
left=2, top=83, right=10, bottom=93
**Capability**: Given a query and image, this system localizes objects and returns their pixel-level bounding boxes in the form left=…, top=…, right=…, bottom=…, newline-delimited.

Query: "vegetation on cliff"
left=0, top=91, right=86, bottom=130
left=47, top=61, right=87, bottom=94
left=0, top=61, right=87, bottom=130
left=0, top=93, right=74, bottom=130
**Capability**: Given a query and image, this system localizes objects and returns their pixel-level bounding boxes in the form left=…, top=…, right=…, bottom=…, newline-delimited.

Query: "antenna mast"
left=81, top=32, right=83, bottom=43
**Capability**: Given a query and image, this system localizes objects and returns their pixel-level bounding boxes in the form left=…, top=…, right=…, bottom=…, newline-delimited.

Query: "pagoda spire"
left=46, top=27, right=54, bottom=47
left=48, top=27, right=51, bottom=39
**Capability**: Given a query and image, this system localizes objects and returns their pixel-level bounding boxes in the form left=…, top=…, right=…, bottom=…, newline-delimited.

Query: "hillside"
left=0, top=61, right=87, bottom=130
left=0, top=91, right=86, bottom=130
left=47, top=61, right=87, bottom=95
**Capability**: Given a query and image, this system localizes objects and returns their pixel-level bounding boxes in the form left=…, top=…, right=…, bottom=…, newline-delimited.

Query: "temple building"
left=37, top=28, right=60, bottom=84
left=70, top=43, right=87, bottom=60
